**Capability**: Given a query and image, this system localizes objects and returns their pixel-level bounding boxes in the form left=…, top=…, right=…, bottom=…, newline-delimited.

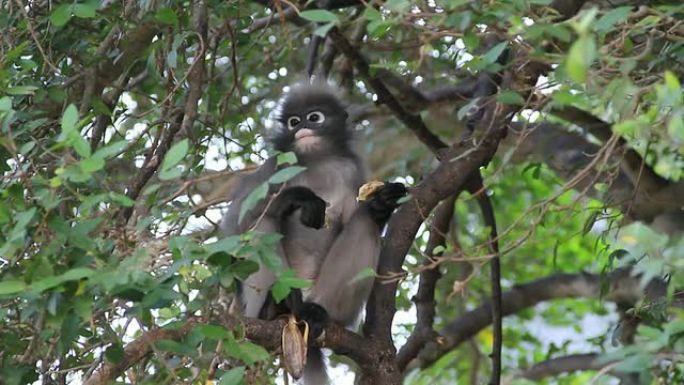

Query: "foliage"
left=0, top=0, right=683, bottom=385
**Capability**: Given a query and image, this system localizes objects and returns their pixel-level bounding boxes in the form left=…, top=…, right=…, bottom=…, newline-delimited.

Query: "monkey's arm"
left=220, top=158, right=278, bottom=235
left=220, top=158, right=283, bottom=317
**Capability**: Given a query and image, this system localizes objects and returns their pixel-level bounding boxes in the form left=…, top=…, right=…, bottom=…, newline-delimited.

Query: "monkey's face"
left=272, top=84, right=351, bottom=155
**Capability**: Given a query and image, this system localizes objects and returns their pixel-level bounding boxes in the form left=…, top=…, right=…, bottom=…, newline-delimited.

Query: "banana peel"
left=281, top=314, right=309, bottom=379
left=357, top=180, right=384, bottom=201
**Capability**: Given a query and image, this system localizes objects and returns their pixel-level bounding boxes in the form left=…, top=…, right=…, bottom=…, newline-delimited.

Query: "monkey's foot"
left=298, top=302, right=329, bottom=343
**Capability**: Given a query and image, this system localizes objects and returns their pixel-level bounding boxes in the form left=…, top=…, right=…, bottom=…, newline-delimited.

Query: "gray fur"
left=220, top=84, right=381, bottom=384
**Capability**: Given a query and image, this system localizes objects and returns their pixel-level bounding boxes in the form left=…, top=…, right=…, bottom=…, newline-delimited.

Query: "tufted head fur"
left=269, top=83, right=353, bottom=157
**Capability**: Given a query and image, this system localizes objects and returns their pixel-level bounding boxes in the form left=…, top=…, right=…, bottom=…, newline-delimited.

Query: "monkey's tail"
left=303, top=348, right=329, bottom=385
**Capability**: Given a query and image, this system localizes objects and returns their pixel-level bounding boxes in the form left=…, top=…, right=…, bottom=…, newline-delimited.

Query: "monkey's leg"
left=240, top=219, right=284, bottom=318
left=307, top=209, right=382, bottom=326
left=305, top=182, right=407, bottom=325
left=244, top=188, right=327, bottom=319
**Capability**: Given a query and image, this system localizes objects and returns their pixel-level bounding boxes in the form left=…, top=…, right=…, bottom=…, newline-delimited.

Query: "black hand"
left=364, top=182, right=407, bottom=228
left=272, top=186, right=326, bottom=229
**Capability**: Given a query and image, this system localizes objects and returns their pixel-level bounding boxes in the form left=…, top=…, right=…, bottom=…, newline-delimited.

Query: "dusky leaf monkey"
left=221, top=83, right=406, bottom=385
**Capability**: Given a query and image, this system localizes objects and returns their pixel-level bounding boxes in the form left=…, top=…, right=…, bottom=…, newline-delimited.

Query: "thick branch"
left=506, top=121, right=684, bottom=232
left=409, top=268, right=666, bottom=370
left=84, top=322, right=197, bottom=385
left=505, top=352, right=639, bottom=384
left=396, top=195, right=457, bottom=369
left=506, top=353, right=604, bottom=382
left=550, top=106, right=668, bottom=192
left=84, top=315, right=370, bottom=385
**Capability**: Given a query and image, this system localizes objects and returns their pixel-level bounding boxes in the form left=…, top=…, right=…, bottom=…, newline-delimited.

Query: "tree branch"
left=396, top=195, right=457, bottom=370
left=84, top=314, right=371, bottom=385
left=549, top=106, right=669, bottom=192
left=408, top=268, right=667, bottom=370
left=504, top=352, right=641, bottom=384
left=119, top=0, right=207, bottom=223
left=506, top=121, right=684, bottom=232
left=505, top=353, right=605, bottom=382
left=328, top=27, right=449, bottom=154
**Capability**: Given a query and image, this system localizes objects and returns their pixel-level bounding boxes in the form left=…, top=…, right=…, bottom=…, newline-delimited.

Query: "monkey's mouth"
left=294, top=129, right=321, bottom=151
left=295, top=128, right=315, bottom=140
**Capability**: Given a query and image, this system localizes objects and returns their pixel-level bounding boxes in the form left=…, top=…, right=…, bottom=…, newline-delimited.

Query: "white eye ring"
left=306, top=111, right=325, bottom=124
left=287, top=116, right=301, bottom=130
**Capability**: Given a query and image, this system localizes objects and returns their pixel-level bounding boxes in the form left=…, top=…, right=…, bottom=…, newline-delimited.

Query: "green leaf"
left=363, top=7, right=382, bottom=22
left=272, top=271, right=311, bottom=302
left=80, top=157, right=105, bottom=173
left=582, top=211, right=599, bottom=235
left=668, top=115, right=684, bottom=141
left=276, top=151, right=298, bottom=165
left=61, top=104, right=79, bottom=133
left=104, top=344, right=125, bottom=363
left=15, top=207, right=36, bottom=230
left=278, top=275, right=312, bottom=289
left=299, top=10, right=339, bottom=23
left=0, top=97, right=12, bottom=111
left=70, top=133, right=92, bottom=158
left=614, top=120, right=638, bottom=136
left=73, top=3, right=96, bottom=18
left=93, top=140, right=127, bottom=159
left=595, top=6, right=632, bottom=33
left=268, top=166, right=306, bottom=184
left=155, top=8, right=178, bottom=25
left=6, top=86, right=38, bottom=95
left=575, top=7, right=599, bottom=34
left=161, top=139, right=189, bottom=171
left=565, top=35, right=596, bottom=83
left=314, top=22, right=335, bottom=37
left=496, top=91, right=525, bottom=105
left=194, top=324, right=231, bottom=340
left=233, top=341, right=270, bottom=365
left=206, top=236, right=242, bottom=257
left=230, top=260, right=260, bottom=280
left=614, top=353, right=654, bottom=373
left=385, top=0, right=410, bottom=13
left=30, top=276, right=62, bottom=293
left=664, top=70, right=682, bottom=92
left=155, top=339, right=196, bottom=357
left=482, top=42, right=508, bottom=64
left=271, top=280, right=290, bottom=303
left=61, top=267, right=94, bottom=281
left=50, top=4, right=72, bottom=27
left=109, top=193, right=136, bottom=207
left=30, top=268, right=94, bottom=293
left=0, top=280, right=26, bottom=295
left=219, top=367, right=245, bottom=385
left=238, top=182, right=268, bottom=224
left=158, top=167, right=183, bottom=180
left=350, top=267, right=377, bottom=283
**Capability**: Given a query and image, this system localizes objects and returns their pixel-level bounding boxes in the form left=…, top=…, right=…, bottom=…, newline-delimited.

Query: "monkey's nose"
left=295, top=128, right=315, bottom=140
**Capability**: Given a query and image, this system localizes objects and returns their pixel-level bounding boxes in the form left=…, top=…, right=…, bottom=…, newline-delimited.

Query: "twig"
left=14, top=0, right=62, bottom=74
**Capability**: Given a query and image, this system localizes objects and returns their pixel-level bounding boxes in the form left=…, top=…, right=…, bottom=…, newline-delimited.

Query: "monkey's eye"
left=306, top=111, right=325, bottom=124
left=287, top=116, right=301, bottom=130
